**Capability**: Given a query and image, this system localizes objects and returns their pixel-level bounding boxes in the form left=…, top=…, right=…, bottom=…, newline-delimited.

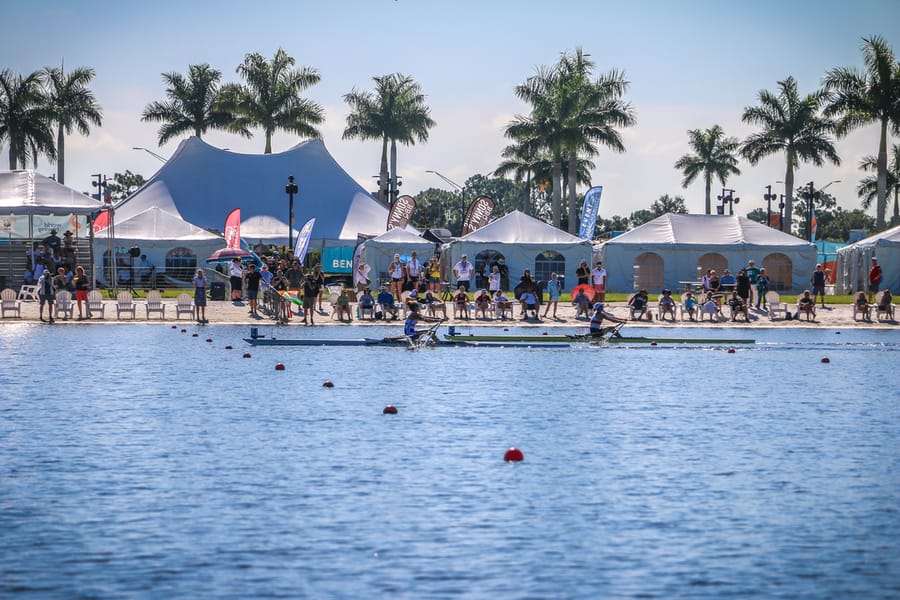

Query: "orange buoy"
left=242, top=353, right=252, bottom=358
left=821, top=357, right=830, bottom=363
left=323, top=380, right=334, bottom=388
left=275, top=363, right=285, bottom=371
left=504, top=448, right=524, bottom=462
left=383, top=404, right=398, bottom=414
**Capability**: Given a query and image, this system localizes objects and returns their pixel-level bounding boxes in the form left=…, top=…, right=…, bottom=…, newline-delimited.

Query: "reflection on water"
left=1, top=324, right=899, bottom=598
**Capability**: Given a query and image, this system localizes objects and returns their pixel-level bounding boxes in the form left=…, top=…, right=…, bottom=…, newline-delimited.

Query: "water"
left=2, top=324, right=899, bottom=598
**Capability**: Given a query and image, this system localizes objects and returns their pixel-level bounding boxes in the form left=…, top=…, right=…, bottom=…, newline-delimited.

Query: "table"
left=678, top=281, right=704, bottom=294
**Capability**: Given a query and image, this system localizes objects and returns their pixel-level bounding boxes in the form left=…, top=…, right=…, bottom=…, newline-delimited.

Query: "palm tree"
left=824, top=35, right=900, bottom=230
left=141, top=63, right=247, bottom=146
left=41, top=65, right=102, bottom=184
left=343, top=73, right=435, bottom=206
left=741, top=76, right=840, bottom=234
left=222, top=48, right=324, bottom=154
left=857, top=143, right=900, bottom=221
left=0, top=69, right=55, bottom=169
left=674, top=125, right=741, bottom=214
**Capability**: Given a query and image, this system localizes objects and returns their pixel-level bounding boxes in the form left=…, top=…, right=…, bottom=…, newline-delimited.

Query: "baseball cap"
left=594, top=302, right=604, bottom=309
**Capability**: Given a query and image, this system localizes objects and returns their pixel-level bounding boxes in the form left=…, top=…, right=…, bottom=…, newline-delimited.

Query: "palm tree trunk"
left=551, top=160, right=562, bottom=228
left=876, top=119, right=888, bottom=229
left=56, top=126, right=65, bottom=184
left=784, top=154, right=795, bottom=234
left=704, top=174, right=712, bottom=215
left=265, top=129, right=273, bottom=154
left=379, top=137, right=389, bottom=206
left=389, top=139, right=398, bottom=207
left=8, top=127, right=17, bottom=169
left=523, top=171, right=531, bottom=215
left=567, top=156, right=578, bottom=234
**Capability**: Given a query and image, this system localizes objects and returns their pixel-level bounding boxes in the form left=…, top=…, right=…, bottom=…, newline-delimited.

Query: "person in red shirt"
left=868, top=256, right=883, bottom=303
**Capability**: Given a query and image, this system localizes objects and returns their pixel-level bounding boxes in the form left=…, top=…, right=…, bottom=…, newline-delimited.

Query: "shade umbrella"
left=207, top=247, right=251, bottom=261
left=571, top=283, right=595, bottom=300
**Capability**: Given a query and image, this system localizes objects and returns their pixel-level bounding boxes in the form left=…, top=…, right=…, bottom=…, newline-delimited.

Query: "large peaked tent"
left=834, top=224, right=900, bottom=294
left=443, top=210, right=593, bottom=290
left=241, top=215, right=298, bottom=246
left=117, top=136, right=390, bottom=247
left=598, top=214, right=817, bottom=293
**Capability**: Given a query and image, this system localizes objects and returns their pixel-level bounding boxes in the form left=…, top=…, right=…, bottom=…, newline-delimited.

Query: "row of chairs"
left=0, top=288, right=197, bottom=320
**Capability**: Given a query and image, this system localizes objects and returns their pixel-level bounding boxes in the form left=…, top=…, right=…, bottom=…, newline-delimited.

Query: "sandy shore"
left=4, top=295, right=896, bottom=329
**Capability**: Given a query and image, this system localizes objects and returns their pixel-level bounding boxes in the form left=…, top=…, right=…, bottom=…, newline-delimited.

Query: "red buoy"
left=504, top=447, right=524, bottom=462
left=727, top=347, right=736, bottom=354
left=181, top=329, right=187, bottom=333
left=383, top=404, right=398, bottom=414
left=322, top=380, right=334, bottom=388
left=821, top=357, right=830, bottom=363
left=171, top=325, right=177, bottom=329
left=650, top=341, right=658, bottom=346
left=275, top=363, right=285, bottom=371
left=242, top=352, right=252, bottom=358
left=225, top=345, right=233, bottom=350
left=192, top=333, right=198, bottom=337
left=205, top=338, right=212, bottom=343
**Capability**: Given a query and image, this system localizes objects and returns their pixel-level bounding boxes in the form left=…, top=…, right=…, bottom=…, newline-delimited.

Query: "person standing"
left=453, top=255, right=474, bottom=292
left=388, top=254, right=405, bottom=300
left=245, top=263, right=262, bottom=316
left=310, top=264, right=326, bottom=311
left=229, top=258, right=243, bottom=301
left=487, top=264, right=502, bottom=294
left=736, top=268, right=751, bottom=310
left=302, top=272, right=321, bottom=325
left=193, top=269, right=208, bottom=322
left=868, top=257, right=883, bottom=304
left=427, top=256, right=442, bottom=294
left=138, top=254, right=155, bottom=289
left=755, top=268, right=770, bottom=309
left=576, top=260, right=590, bottom=286
left=73, top=265, right=90, bottom=320
left=405, top=251, right=422, bottom=291
left=745, top=260, right=761, bottom=307
left=542, top=272, right=561, bottom=319
left=354, top=261, right=371, bottom=293
left=591, top=261, right=607, bottom=302
left=38, top=269, right=55, bottom=323
left=810, top=263, right=827, bottom=308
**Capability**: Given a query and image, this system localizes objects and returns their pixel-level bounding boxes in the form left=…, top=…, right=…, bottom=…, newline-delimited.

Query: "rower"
left=403, top=302, right=443, bottom=340
left=589, top=302, right=625, bottom=336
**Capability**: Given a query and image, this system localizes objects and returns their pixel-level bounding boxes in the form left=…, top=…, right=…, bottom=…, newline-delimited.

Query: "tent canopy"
left=0, top=170, right=101, bottom=215
left=116, top=137, right=391, bottom=246
left=355, top=228, right=434, bottom=288
left=834, top=223, right=900, bottom=294
left=240, top=214, right=299, bottom=245
left=599, top=214, right=817, bottom=293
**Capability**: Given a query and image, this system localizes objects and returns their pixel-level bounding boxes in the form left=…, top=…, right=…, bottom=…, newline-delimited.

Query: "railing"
left=262, top=288, right=291, bottom=324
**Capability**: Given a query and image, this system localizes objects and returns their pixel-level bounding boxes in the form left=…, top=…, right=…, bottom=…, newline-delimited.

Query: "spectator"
left=138, top=254, right=154, bottom=288
left=542, top=272, right=561, bottom=319
left=310, top=264, right=326, bottom=311
left=868, top=257, right=883, bottom=303
left=405, top=251, right=422, bottom=291
left=487, top=265, right=502, bottom=293
left=720, top=269, right=736, bottom=287
left=354, top=261, right=371, bottom=293
left=245, top=263, right=261, bottom=317
left=810, top=263, right=827, bottom=308
left=591, top=261, right=607, bottom=302
left=388, top=253, right=405, bottom=300
left=453, top=286, right=470, bottom=320
left=229, top=258, right=243, bottom=301
left=745, top=260, right=761, bottom=307
left=658, top=289, right=677, bottom=320
left=628, top=289, right=649, bottom=320
left=302, top=273, right=320, bottom=326
left=797, top=290, right=816, bottom=321
left=682, top=291, right=697, bottom=321
left=42, top=229, right=62, bottom=256
left=73, top=265, right=90, bottom=320
left=453, top=255, right=475, bottom=292
left=193, top=269, right=208, bottom=322
left=427, top=256, right=442, bottom=294
left=474, top=289, right=492, bottom=319
left=285, top=260, right=303, bottom=290
left=572, top=287, right=592, bottom=318
left=736, top=268, right=751, bottom=309
left=708, top=270, right=721, bottom=294
left=38, top=268, right=55, bottom=323
left=421, top=289, right=446, bottom=318
left=877, top=289, right=895, bottom=320
left=855, top=291, right=871, bottom=322
left=335, top=290, right=353, bottom=322
left=576, top=260, right=590, bottom=286
left=358, top=287, right=376, bottom=319
left=755, top=268, right=770, bottom=309
left=493, top=290, right=512, bottom=319
left=377, top=285, right=399, bottom=320
left=519, top=288, right=539, bottom=320
left=727, top=290, right=747, bottom=321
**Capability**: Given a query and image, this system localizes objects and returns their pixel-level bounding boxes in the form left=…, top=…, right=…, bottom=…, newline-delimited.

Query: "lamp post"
left=426, top=170, right=464, bottom=233
left=92, top=173, right=113, bottom=291
left=285, top=175, right=298, bottom=249
left=778, top=195, right=786, bottom=232
left=716, top=188, right=740, bottom=215
left=132, top=147, right=167, bottom=162
left=805, top=180, right=840, bottom=242
left=763, top=184, right=778, bottom=227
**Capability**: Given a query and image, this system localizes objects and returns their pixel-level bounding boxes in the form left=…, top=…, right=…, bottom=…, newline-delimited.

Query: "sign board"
left=322, top=246, right=354, bottom=273
left=0, top=218, right=12, bottom=233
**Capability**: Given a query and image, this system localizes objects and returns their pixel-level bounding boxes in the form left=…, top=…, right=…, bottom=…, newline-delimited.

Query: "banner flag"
left=294, top=218, right=316, bottom=265
left=224, top=208, right=241, bottom=249
left=578, top=186, right=603, bottom=239
left=386, top=194, right=416, bottom=230
left=461, top=195, right=495, bottom=236
left=810, top=204, right=817, bottom=242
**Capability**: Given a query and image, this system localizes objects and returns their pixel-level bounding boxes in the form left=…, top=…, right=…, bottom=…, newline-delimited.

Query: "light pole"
left=763, top=184, right=778, bottom=227
left=132, top=147, right=167, bottom=162
left=717, top=188, right=740, bottom=215
left=285, top=175, right=298, bottom=249
left=426, top=170, right=464, bottom=232
left=92, top=173, right=113, bottom=291
left=778, top=195, right=786, bottom=232
left=805, top=180, right=840, bottom=242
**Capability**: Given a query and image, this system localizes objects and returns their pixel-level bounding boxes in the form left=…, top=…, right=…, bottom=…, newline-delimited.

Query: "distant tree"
left=650, top=194, right=689, bottom=217
left=793, top=189, right=838, bottom=240
left=41, top=65, right=102, bottom=184
left=629, top=209, right=653, bottom=228
left=343, top=73, right=434, bottom=205
left=597, top=214, right=630, bottom=236
left=412, top=187, right=460, bottom=231
left=142, top=63, right=247, bottom=146
left=106, top=170, right=146, bottom=202
left=674, top=125, right=741, bottom=214
left=816, top=208, right=876, bottom=241
left=222, top=49, right=323, bottom=154
left=0, top=68, right=55, bottom=169
left=745, top=208, right=768, bottom=224
left=741, top=76, right=840, bottom=234
left=857, top=144, right=900, bottom=222
left=824, top=35, right=900, bottom=230
left=494, top=139, right=552, bottom=215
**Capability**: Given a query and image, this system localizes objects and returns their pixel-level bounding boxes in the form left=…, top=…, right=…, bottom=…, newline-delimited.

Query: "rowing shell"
left=243, top=335, right=569, bottom=348
left=444, top=333, right=755, bottom=345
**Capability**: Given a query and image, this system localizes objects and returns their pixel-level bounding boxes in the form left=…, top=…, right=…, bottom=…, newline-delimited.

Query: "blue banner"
left=293, top=218, right=316, bottom=265
left=322, top=246, right=354, bottom=273
left=578, top=186, right=603, bottom=239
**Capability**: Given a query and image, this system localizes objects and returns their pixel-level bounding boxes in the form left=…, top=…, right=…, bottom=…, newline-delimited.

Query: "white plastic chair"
left=17, top=284, right=39, bottom=301
left=86, top=290, right=106, bottom=319
left=1, top=288, right=22, bottom=318
left=765, top=291, right=787, bottom=320
left=145, top=290, right=166, bottom=319
left=874, top=291, right=895, bottom=321
left=116, top=291, right=136, bottom=319
left=55, top=290, right=74, bottom=320
left=175, top=293, right=194, bottom=319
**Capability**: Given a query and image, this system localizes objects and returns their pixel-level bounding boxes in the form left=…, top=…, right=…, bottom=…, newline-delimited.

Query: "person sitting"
left=627, top=289, right=649, bottom=320
left=572, top=288, right=592, bottom=318
left=727, top=290, right=748, bottom=321
left=453, top=286, right=470, bottom=320
left=358, top=288, right=376, bottom=320
left=335, top=290, right=353, bottom=322
left=682, top=291, right=698, bottom=321
left=493, top=290, right=513, bottom=319
left=589, top=302, right=626, bottom=337
left=700, top=291, right=719, bottom=321
left=377, top=285, right=399, bottom=320
left=708, top=270, right=721, bottom=295
left=855, top=291, right=871, bottom=322
left=405, top=289, right=420, bottom=313
left=796, top=289, right=816, bottom=321
left=474, top=289, right=492, bottom=319
left=400, top=302, right=442, bottom=342
left=421, top=289, right=446, bottom=318
left=519, top=289, right=539, bottom=320
left=877, top=289, right=895, bottom=320
left=719, top=269, right=736, bottom=289
left=657, top=289, right=677, bottom=321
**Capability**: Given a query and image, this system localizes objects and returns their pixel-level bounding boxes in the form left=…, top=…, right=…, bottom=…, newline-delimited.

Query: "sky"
left=2, top=0, right=900, bottom=222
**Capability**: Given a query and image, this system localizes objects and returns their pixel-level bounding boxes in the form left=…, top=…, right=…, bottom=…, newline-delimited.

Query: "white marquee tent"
left=442, top=211, right=593, bottom=290
left=598, top=214, right=817, bottom=293
left=354, top=228, right=434, bottom=289
left=241, top=214, right=298, bottom=246
left=834, top=224, right=900, bottom=294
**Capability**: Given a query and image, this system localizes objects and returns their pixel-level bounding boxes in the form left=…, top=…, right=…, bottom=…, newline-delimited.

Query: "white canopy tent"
left=598, top=214, right=817, bottom=293
left=834, top=224, right=900, bottom=294
left=354, top=228, right=434, bottom=289
left=442, top=211, right=593, bottom=291
left=240, top=215, right=298, bottom=247
left=0, top=169, right=101, bottom=216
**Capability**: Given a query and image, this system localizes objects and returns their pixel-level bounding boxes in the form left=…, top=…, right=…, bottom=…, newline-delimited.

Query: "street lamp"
left=426, top=170, right=465, bottom=232
left=132, top=147, right=167, bottom=162
left=285, top=175, right=298, bottom=249
left=716, top=188, right=740, bottom=215
left=804, top=180, right=840, bottom=242
left=763, top=184, right=779, bottom=227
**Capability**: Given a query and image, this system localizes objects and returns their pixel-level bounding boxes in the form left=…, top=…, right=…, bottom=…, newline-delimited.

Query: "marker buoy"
left=171, top=325, right=177, bottom=329
left=192, top=333, right=198, bottom=337
left=650, top=341, right=658, bottom=346
left=503, top=327, right=509, bottom=331
left=205, top=338, right=212, bottom=343
left=727, top=347, right=736, bottom=354
left=383, top=404, right=398, bottom=414
left=225, top=345, right=233, bottom=350
left=322, top=380, right=334, bottom=388
left=181, top=329, right=187, bottom=333
left=275, top=363, right=285, bottom=371
left=835, top=331, right=841, bottom=335
left=542, top=331, right=548, bottom=335
left=242, top=352, right=252, bottom=358
left=504, top=448, right=524, bottom=462
left=821, top=357, right=830, bottom=363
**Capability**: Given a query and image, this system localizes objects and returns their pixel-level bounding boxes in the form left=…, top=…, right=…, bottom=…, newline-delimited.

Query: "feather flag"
left=294, top=218, right=316, bottom=265
left=578, top=186, right=603, bottom=239
left=224, top=208, right=241, bottom=249
left=810, top=204, right=817, bottom=242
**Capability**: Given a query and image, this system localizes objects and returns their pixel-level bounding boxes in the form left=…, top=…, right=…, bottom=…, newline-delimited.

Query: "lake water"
left=2, top=323, right=899, bottom=598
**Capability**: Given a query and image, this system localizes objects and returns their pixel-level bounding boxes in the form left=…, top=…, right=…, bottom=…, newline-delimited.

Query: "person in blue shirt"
left=720, top=269, right=736, bottom=287
left=519, top=289, right=539, bottom=320
left=402, top=302, right=442, bottom=340
left=542, top=272, right=562, bottom=319
left=376, top=286, right=399, bottom=320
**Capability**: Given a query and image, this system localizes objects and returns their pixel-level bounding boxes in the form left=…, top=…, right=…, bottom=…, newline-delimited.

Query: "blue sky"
left=2, top=0, right=899, bottom=221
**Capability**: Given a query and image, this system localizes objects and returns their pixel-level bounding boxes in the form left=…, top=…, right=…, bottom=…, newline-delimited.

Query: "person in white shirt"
left=229, top=258, right=244, bottom=300
left=405, top=251, right=422, bottom=290
left=591, top=261, right=607, bottom=302
left=354, top=261, right=371, bottom=292
left=388, top=254, right=405, bottom=300
left=453, top=255, right=475, bottom=292
left=487, top=265, right=501, bottom=293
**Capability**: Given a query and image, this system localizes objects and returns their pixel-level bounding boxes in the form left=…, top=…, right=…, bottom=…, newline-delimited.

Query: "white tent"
left=354, top=228, right=434, bottom=288
left=834, top=224, right=900, bottom=294
left=599, top=214, right=817, bottom=293
left=0, top=170, right=101, bottom=216
left=443, top=211, right=593, bottom=290
left=241, top=215, right=298, bottom=246
left=117, top=136, right=392, bottom=248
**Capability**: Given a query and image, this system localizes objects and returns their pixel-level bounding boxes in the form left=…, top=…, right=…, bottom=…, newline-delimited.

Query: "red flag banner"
left=92, top=210, right=110, bottom=233
left=224, top=208, right=241, bottom=249
left=386, top=194, right=416, bottom=231
left=461, top=195, right=495, bottom=235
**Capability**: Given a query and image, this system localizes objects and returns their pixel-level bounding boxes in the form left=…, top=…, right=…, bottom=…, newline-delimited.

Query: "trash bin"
left=209, top=282, right=226, bottom=301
